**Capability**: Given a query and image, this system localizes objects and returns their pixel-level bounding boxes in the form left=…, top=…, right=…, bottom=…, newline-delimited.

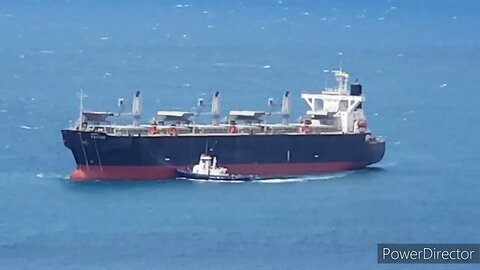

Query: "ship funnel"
left=211, top=91, right=221, bottom=126
left=132, top=91, right=142, bottom=126
left=281, top=91, right=291, bottom=124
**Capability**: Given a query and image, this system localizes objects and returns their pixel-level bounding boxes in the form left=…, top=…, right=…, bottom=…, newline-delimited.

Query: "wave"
left=36, top=172, right=67, bottom=180
left=257, top=172, right=349, bottom=184
left=184, top=172, right=349, bottom=184
left=20, top=125, right=42, bottom=130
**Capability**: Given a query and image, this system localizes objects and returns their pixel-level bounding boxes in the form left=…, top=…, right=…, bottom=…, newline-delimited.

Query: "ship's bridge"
left=301, top=70, right=367, bottom=133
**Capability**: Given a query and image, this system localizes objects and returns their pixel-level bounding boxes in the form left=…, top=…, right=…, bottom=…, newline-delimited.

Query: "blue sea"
left=0, top=0, right=479, bottom=269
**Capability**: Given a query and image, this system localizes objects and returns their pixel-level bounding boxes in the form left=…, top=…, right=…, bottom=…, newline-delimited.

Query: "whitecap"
left=378, top=162, right=397, bottom=168
left=378, top=17, right=385, bottom=21
left=40, top=50, right=55, bottom=54
left=207, top=25, right=214, bottom=29
left=256, top=178, right=304, bottom=184
left=36, top=172, right=64, bottom=179
left=440, top=83, right=447, bottom=88
left=258, top=173, right=347, bottom=184
left=20, top=125, right=33, bottom=130
left=394, top=141, right=401, bottom=145
left=202, top=10, right=209, bottom=14
left=303, top=12, right=309, bottom=16
left=175, top=4, right=191, bottom=8
left=99, top=37, right=109, bottom=40
left=302, top=173, right=347, bottom=181
left=19, top=55, right=25, bottom=58
left=263, top=65, right=271, bottom=69
left=0, top=109, right=7, bottom=113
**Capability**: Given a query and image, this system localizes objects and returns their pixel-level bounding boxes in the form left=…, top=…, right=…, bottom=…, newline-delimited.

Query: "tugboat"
left=176, top=154, right=257, bottom=181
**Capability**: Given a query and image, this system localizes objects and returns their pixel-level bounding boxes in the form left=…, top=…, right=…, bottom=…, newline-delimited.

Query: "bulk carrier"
left=61, top=70, right=385, bottom=180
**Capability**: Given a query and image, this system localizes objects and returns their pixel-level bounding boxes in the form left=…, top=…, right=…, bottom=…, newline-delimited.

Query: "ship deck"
left=66, top=123, right=367, bottom=137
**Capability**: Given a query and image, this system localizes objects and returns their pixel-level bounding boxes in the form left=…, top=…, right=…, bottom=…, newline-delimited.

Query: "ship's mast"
left=333, top=70, right=349, bottom=94
left=78, top=86, right=84, bottom=128
left=281, top=91, right=291, bottom=125
left=132, top=91, right=142, bottom=126
left=211, top=91, right=220, bottom=126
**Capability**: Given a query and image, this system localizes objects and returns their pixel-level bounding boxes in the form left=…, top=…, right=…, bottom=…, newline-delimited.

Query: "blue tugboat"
left=176, top=154, right=257, bottom=181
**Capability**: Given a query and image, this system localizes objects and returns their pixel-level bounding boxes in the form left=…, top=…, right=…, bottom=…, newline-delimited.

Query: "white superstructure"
left=301, top=70, right=367, bottom=133
left=192, top=154, right=229, bottom=176
left=73, top=70, right=370, bottom=136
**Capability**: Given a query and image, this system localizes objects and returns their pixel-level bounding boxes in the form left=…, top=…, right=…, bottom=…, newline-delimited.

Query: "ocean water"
left=0, top=0, right=479, bottom=269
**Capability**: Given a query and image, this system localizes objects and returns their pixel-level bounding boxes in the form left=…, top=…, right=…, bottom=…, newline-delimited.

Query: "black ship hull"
left=61, top=130, right=385, bottom=180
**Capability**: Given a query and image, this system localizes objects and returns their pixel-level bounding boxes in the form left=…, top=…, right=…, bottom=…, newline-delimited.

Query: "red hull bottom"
left=70, top=162, right=368, bottom=181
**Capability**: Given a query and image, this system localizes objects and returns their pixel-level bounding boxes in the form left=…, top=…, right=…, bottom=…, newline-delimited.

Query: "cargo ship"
left=61, top=70, right=385, bottom=180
